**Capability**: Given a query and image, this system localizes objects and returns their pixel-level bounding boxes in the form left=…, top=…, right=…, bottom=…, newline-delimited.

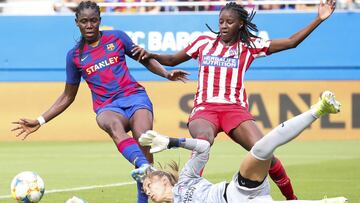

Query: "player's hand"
left=131, top=45, right=151, bottom=61
left=318, top=0, right=336, bottom=21
left=11, top=118, right=40, bottom=140
left=139, top=130, right=169, bottom=153
left=166, top=70, right=190, bottom=83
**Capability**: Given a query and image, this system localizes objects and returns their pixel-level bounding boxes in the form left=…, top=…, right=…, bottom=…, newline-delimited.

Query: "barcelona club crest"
left=106, top=43, right=115, bottom=51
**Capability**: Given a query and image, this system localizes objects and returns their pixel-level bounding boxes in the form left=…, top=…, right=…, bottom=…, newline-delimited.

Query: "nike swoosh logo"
left=81, top=55, right=89, bottom=61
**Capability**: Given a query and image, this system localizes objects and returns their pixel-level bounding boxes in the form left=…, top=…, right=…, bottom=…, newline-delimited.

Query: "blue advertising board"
left=0, top=12, right=359, bottom=81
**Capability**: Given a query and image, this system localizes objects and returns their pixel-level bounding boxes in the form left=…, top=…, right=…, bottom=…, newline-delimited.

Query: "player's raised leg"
left=240, top=90, right=341, bottom=187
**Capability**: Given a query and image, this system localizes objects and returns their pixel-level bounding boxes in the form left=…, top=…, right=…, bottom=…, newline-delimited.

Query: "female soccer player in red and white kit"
left=11, top=1, right=188, bottom=203
left=134, top=0, right=336, bottom=200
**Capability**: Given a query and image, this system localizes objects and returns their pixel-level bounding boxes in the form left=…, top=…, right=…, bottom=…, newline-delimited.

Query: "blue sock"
left=117, top=138, right=149, bottom=168
left=137, top=180, right=148, bottom=203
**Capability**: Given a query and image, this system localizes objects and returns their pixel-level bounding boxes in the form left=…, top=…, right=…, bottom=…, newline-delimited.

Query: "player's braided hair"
left=75, top=1, right=100, bottom=19
left=206, top=2, right=259, bottom=47
left=145, top=161, right=179, bottom=186
left=75, top=1, right=101, bottom=60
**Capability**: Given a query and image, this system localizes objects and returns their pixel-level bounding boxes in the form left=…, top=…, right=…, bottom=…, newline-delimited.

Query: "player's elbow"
left=287, top=38, right=301, bottom=49
left=62, top=93, right=76, bottom=106
left=288, top=42, right=299, bottom=49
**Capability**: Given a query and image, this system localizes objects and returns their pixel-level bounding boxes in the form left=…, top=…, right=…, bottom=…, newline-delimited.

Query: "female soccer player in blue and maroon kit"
left=11, top=1, right=188, bottom=203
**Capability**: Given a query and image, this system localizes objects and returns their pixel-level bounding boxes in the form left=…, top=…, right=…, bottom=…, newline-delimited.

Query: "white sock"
left=251, top=110, right=317, bottom=160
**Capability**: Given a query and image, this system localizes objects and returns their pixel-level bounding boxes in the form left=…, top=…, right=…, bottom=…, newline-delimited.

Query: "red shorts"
left=188, top=102, right=254, bottom=134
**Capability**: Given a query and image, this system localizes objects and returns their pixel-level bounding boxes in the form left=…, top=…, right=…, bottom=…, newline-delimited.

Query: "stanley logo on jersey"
left=106, top=43, right=115, bottom=51
left=85, top=56, right=119, bottom=75
left=202, top=55, right=238, bottom=68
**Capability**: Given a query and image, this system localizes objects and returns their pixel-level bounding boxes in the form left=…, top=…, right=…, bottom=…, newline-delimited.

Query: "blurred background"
left=0, top=0, right=359, bottom=141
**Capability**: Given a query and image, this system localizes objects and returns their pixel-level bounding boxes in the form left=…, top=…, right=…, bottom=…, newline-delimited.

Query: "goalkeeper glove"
left=139, top=130, right=169, bottom=153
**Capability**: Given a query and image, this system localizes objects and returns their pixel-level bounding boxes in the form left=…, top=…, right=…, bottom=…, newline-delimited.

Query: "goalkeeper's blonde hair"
left=145, top=161, right=179, bottom=186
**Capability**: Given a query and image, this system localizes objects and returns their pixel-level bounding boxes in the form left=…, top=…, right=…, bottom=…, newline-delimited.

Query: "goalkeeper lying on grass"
left=132, top=91, right=347, bottom=203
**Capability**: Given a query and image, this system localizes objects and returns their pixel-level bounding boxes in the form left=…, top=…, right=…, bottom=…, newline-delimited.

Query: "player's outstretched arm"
left=131, top=44, right=192, bottom=66
left=131, top=45, right=190, bottom=82
left=149, top=50, right=192, bottom=67
left=139, top=130, right=211, bottom=178
left=268, top=0, right=336, bottom=54
left=139, top=130, right=210, bottom=154
left=11, top=83, right=79, bottom=140
left=142, top=58, right=190, bottom=83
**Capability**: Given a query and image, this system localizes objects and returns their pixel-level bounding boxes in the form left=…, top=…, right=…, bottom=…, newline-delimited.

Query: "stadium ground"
left=0, top=140, right=359, bottom=202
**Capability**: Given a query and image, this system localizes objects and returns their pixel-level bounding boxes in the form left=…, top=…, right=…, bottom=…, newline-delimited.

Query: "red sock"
left=268, top=159, right=297, bottom=200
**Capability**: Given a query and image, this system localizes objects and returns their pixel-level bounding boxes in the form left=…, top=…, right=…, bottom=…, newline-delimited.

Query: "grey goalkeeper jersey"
left=172, top=139, right=227, bottom=203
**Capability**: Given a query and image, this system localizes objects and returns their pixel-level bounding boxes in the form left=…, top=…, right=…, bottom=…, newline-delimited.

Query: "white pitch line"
left=0, top=181, right=136, bottom=199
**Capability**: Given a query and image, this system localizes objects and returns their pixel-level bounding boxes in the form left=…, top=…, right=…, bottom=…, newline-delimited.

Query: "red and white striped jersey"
left=184, top=34, right=270, bottom=108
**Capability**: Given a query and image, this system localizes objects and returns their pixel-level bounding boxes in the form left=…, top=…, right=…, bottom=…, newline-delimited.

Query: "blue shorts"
left=96, top=92, right=153, bottom=120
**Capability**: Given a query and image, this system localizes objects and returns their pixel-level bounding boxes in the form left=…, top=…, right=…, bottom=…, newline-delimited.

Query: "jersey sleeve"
left=65, top=50, right=81, bottom=84
left=248, top=37, right=271, bottom=59
left=183, top=35, right=206, bottom=59
left=179, top=139, right=210, bottom=180
left=117, top=30, right=135, bottom=56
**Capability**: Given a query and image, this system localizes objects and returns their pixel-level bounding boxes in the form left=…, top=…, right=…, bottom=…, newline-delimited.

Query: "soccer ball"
left=10, top=171, right=45, bottom=203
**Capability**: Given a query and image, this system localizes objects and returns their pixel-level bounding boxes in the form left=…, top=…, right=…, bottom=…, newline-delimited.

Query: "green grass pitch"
left=0, top=140, right=359, bottom=202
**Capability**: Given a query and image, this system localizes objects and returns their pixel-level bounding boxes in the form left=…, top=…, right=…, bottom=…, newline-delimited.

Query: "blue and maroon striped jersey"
left=66, top=30, right=145, bottom=112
